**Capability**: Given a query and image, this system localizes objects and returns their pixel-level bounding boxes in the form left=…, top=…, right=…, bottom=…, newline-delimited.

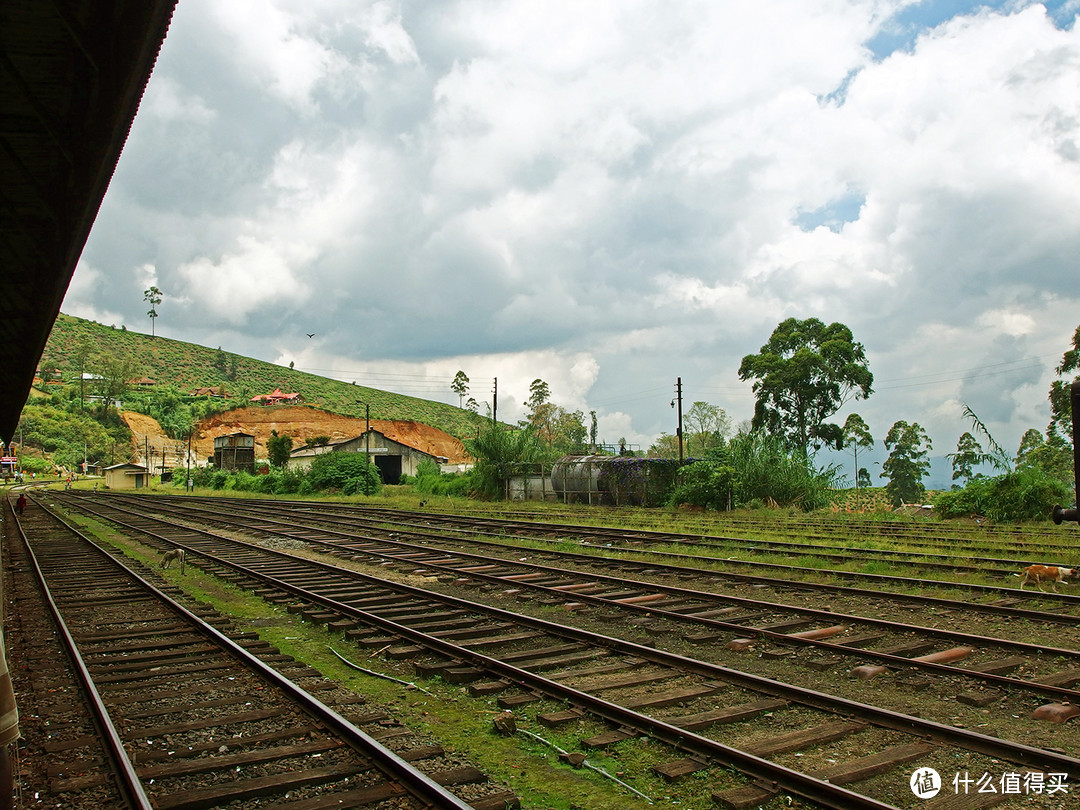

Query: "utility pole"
left=674, top=378, right=684, bottom=464
left=492, top=377, right=498, bottom=425
left=365, top=403, right=371, bottom=468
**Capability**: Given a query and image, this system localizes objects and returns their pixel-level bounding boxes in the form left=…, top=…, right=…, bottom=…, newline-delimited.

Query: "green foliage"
left=727, top=431, right=839, bottom=510
left=738, top=318, right=873, bottom=455
left=648, top=432, right=681, bottom=459
left=683, top=402, right=730, bottom=457
left=670, top=457, right=736, bottom=510
left=122, top=388, right=230, bottom=439
left=549, top=408, right=588, bottom=456
left=402, top=459, right=474, bottom=496
left=95, top=353, right=139, bottom=411
left=1048, top=324, right=1080, bottom=443
left=958, top=404, right=1010, bottom=471
left=1015, top=429, right=1073, bottom=485
left=451, top=371, right=469, bottom=407
left=266, top=430, right=293, bottom=468
left=465, top=422, right=545, bottom=498
left=17, top=401, right=132, bottom=470
left=42, top=313, right=480, bottom=439
left=933, top=468, right=1071, bottom=522
left=18, top=455, right=52, bottom=474
left=214, top=347, right=228, bottom=376
left=947, top=432, right=986, bottom=484
left=881, top=420, right=932, bottom=506
left=182, top=456, right=371, bottom=496
left=144, top=286, right=163, bottom=336
left=597, top=457, right=681, bottom=506
left=840, top=412, right=874, bottom=488
left=307, top=452, right=382, bottom=495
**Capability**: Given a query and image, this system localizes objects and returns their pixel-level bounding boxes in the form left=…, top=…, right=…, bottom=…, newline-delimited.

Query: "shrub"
left=728, top=432, right=839, bottom=511
left=274, top=469, right=304, bottom=494
left=934, top=468, right=1070, bottom=522
left=465, top=423, right=544, bottom=499
left=307, top=453, right=381, bottom=494
left=670, top=459, right=736, bottom=510
left=233, top=471, right=258, bottom=492
left=405, top=459, right=474, bottom=497
left=343, top=470, right=380, bottom=496
left=19, top=455, right=53, bottom=475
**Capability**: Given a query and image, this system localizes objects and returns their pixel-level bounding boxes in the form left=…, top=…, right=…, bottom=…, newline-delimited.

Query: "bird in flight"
left=306, top=333, right=315, bottom=338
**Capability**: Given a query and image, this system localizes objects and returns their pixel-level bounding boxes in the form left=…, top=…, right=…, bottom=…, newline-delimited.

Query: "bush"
left=307, top=453, right=381, bottom=495
left=728, top=432, right=838, bottom=510
left=465, top=423, right=544, bottom=499
left=343, top=470, right=380, bottom=496
left=233, top=471, right=258, bottom=492
left=404, top=459, right=474, bottom=497
left=670, top=459, right=736, bottom=510
left=19, top=455, right=53, bottom=475
left=934, top=468, right=1071, bottom=522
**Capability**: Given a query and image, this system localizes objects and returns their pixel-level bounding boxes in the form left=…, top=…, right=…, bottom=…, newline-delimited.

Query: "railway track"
left=299, top=501, right=1080, bottom=606
left=347, top=502, right=1071, bottom=558
left=81, top=493, right=1080, bottom=700
left=118, top=494, right=1071, bottom=596
left=111, top=493, right=1080, bottom=623
left=7, top=495, right=515, bottom=809
left=46, top=492, right=1080, bottom=808
left=336, top=505, right=1075, bottom=585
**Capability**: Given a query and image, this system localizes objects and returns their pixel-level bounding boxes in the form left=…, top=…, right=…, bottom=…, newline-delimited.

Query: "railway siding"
left=38, top=492, right=1080, bottom=808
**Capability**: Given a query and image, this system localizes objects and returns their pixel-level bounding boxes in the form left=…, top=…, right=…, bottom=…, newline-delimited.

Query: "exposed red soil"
left=122, top=406, right=470, bottom=465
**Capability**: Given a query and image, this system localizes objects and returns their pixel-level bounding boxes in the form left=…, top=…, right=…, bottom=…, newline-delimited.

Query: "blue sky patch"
left=868, top=1, right=1075, bottom=60
left=795, top=192, right=867, bottom=233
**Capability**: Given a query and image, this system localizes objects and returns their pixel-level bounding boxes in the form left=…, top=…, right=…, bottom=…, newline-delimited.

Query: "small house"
left=189, top=386, right=229, bottom=399
left=250, top=388, right=304, bottom=406
left=104, top=463, right=149, bottom=490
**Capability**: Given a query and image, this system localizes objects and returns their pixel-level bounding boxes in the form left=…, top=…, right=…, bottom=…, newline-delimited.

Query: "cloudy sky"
left=65, top=0, right=1080, bottom=483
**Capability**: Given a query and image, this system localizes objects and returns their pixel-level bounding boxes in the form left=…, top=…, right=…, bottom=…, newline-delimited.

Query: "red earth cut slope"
left=122, top=406, right=470, bottom=465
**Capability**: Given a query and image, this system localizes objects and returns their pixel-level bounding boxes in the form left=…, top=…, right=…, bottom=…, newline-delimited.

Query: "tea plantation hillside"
left=41, top=313, right=478, bottom=439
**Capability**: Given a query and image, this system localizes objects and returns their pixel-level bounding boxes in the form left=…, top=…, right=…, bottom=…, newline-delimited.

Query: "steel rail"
left=122, top=492, right=1079, bottom=575
left=315, top=535, right=1080, bottom=702
left=63, top=505, right=898, bottom=809
left=202, top=496, right=1080, bottom=605
left=104, top=492, right=1080, bottom=625
left=58, top=495, right=1080, bottom=784
left=31, top=495, right=477, bottom=810
left=12, top=500, right=154, bottom=810
left=101, top=493, right=1080, bottom=700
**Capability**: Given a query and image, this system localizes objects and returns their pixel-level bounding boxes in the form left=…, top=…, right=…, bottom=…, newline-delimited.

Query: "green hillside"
left=41, top=314, right=479, bottom=438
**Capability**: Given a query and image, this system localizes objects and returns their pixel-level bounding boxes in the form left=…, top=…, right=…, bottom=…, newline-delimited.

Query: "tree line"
left=450, top=319, right=1079, bottom=518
